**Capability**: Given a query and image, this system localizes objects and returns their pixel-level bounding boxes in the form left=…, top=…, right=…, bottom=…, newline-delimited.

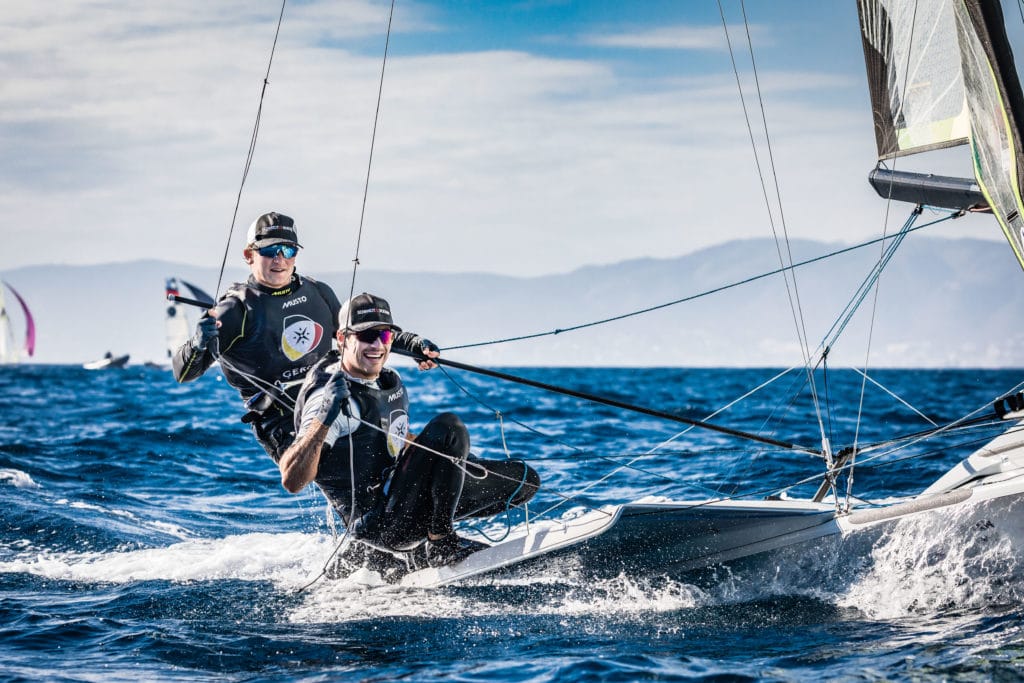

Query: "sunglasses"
left=353, top=328, right=394, bottom=345
left=256, top=244, right=299, bottom=259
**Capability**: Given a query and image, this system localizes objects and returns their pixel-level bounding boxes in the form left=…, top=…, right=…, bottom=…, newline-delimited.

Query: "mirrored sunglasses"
left=256, top=244, right=299, bottom=259
left=354, top=328, right=394, bottom=345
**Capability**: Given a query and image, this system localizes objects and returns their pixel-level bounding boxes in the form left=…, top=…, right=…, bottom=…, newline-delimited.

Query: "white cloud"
left=581, top=23, right=762, bottom=51
left=0, top=1, right=993, bottom=281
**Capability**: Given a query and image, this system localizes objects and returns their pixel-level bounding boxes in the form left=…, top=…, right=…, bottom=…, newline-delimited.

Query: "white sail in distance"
left=164, top=277, right=215, bottom=360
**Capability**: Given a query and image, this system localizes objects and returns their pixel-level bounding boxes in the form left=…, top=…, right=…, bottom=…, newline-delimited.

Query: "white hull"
left=402, top=420, right=1024, bottom=589
left=83, top=354, right=130, bottom=370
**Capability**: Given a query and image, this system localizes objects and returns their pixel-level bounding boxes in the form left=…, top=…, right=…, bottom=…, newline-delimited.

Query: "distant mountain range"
left=3, top=236, right=1023, bottom=367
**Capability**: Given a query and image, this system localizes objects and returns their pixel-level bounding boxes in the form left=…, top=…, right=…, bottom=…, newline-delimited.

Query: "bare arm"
left=279, top=371, right=352, bottom=493
left=278, top=419, right=330, bottom=493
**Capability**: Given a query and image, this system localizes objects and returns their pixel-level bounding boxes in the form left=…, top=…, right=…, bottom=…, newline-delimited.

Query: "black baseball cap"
left=246, top=212, right=302, bottom=248
left=339, top=292, right=402, bottom=332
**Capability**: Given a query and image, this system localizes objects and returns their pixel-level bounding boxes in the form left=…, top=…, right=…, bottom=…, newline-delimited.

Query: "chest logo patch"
left=387, top=411, right=409, bottom=458
left=281, top=314, right=324, bottom=361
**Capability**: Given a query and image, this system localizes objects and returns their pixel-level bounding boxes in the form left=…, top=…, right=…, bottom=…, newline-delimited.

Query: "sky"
left=1, top=0, right=1013, bottom=279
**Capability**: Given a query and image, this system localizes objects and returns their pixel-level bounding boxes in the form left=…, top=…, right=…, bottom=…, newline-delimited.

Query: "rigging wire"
left=848, top=0, right=922, bottom=509
left=848, top=367, right=938, bottom=428
left=442, top=211, right=962, bottom=352
left=329, top=0, right=398, bottom=574
left=344, top=0, right=396, bottom=307
left=728, top=0, right=829, bottom=457
left=818, top=209, right=919, bottom=355
left=540, top=366, right=804, bottom=517
left=438, top=364, right=585, bottom=455
left=213, top=0, right=288, bottom=299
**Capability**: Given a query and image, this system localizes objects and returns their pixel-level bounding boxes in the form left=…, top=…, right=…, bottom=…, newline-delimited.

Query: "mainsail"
left=859, top=0, right=969, bottom=158
left=164, top=277, right=214, bottom=359
left=857, top=0, right=1024, bottom=270
left=955, top=0, right=1024, bottom=269
left=0, top=281, right=35, bottom=363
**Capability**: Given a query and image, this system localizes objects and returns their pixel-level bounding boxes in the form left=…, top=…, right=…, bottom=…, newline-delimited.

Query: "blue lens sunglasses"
left=256, top=244, right=299, bottom=259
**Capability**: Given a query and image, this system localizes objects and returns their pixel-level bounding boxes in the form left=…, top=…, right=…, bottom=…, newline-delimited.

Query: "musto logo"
left=281, top=314, right=324, bottom=361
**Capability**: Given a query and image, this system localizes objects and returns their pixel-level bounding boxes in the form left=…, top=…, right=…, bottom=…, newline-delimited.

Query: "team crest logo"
left=387, top=411, right=409, bottom=458
left=281, top=314, right=324, bottom=361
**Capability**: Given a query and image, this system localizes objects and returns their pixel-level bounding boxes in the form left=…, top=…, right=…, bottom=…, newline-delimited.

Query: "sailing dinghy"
left=83, top=351, right=130, bottom=370
left=390, top=0, right=1024, bottom=589
left=195, top=0, right=1024, bottom=590
left=0, top=281, right=35, bottom=365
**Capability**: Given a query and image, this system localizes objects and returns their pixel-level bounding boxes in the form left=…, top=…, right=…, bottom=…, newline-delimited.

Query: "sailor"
left=279, top=292, right=541, bottom=570
left=172, top=212, right=438, bottom=462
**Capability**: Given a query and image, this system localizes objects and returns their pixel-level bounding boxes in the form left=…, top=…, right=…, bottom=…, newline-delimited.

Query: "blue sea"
left=3, top=363, right=1024, bottom=682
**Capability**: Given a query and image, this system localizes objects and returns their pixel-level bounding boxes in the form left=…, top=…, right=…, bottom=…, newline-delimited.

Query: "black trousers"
left=363, top=412, right=540, bottom=550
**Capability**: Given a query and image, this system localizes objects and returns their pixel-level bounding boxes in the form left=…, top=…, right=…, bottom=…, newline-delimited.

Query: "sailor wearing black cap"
left=281, top=293, right=541, bottom=573
left=171, top=213, right=438, bottom=463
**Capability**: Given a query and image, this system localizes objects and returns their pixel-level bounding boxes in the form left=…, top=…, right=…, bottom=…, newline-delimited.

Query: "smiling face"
left=338, top=327, right=393, bottom=380
left=244, top=243, right=297, bottom=289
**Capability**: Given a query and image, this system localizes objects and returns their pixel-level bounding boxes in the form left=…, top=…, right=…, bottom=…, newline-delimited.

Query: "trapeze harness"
left=173, top=273, right=340, bottom=460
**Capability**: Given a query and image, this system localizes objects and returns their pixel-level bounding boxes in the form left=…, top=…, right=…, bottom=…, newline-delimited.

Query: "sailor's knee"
left=422, top=412, right=469, bottom=444
left=432, top=412, right=464, bottom=431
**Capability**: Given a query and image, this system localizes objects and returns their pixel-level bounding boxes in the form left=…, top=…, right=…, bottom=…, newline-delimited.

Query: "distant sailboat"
left=0, top=281, right=35, bottom=364
left=164, top=277, right=214, bottom=360
left=83, top=351, right=130, bottom=370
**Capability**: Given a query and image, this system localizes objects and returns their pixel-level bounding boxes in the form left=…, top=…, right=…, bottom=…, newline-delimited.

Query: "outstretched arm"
left=172, top=312, right=219, bottom=382
left=172, top=298, right=244, bottom=382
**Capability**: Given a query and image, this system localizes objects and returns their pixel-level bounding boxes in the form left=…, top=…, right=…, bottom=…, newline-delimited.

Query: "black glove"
left=314, top=372, right=351, bottom=426
left=408, top=335, right=440, bottom=358
left=193, top=316, right=218, bottom=351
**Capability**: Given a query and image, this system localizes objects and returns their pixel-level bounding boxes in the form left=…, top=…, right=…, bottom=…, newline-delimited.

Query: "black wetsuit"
left=172, top=273, right=341, bottom=461
left=295, top=352, right=541, bottom=550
